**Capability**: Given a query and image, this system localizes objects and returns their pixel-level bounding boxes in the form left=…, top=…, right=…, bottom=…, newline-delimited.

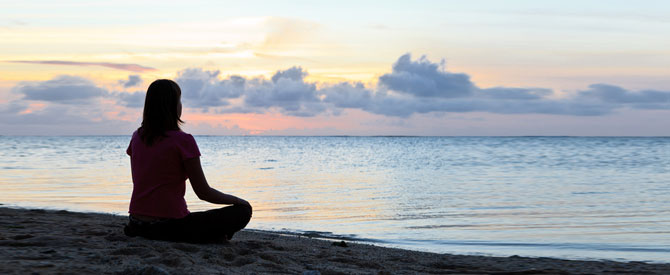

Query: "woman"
left=124, top=79, right=251, bottom=243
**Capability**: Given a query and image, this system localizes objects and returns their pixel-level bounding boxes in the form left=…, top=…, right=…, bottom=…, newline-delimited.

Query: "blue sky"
left=1, top=1, right=669, bottom=135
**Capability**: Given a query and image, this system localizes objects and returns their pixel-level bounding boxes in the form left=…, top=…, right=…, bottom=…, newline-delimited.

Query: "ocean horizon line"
left=2, top=134, right=670, bottom=138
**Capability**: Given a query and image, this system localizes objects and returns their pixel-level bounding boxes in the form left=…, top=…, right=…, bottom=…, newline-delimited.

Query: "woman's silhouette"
left=124, top=79, right=251, bottom=243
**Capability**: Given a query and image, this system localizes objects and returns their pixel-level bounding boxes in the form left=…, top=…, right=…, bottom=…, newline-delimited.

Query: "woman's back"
left=127, top=129, right=200, bottom=219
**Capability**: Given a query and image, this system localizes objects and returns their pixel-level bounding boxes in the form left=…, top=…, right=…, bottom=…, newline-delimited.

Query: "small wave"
left=2, top=166, right=35, bottom=170
left=396, top=239, right=670, bottom=253
left=571, top=192, right=613, bottom=195
left=258, top=167, right=274, bottom=170
left=249, top=229, right=385, bottom=243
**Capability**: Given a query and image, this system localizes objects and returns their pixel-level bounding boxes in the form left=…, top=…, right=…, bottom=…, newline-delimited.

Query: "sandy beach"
left=0, top=207, right=668, bottom=274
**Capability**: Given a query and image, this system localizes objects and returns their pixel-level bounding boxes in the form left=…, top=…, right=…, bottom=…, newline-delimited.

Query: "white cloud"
left=379, top=54, right=475, bottom=98
left=120, top=75, right=142, bottom=88
left=13, top=76, right=108, bottom=105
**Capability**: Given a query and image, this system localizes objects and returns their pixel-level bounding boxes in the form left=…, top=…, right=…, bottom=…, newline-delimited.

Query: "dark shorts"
left=124, top=204, right=252, bottom=243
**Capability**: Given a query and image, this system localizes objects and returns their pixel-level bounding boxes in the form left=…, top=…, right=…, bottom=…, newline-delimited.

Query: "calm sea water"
left=1, top=136, right=669, bottom=262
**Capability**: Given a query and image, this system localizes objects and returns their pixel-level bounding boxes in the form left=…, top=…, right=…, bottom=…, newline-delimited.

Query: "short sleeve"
left=126, top=131, right=137, bottom=156
left=175, top=133, right=201, bottom=160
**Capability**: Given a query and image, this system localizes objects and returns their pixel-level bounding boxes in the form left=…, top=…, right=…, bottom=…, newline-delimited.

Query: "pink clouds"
left=7, top=60, right=157, bottom=72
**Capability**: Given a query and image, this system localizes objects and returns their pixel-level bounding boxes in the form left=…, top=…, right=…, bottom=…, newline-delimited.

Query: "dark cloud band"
left=4, top=54, right=670, bottom=120
left=169, top=54, right=670, bottom=117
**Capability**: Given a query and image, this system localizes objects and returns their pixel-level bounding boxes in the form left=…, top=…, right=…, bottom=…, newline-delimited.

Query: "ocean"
left=1, top=136, right=668, bottom=262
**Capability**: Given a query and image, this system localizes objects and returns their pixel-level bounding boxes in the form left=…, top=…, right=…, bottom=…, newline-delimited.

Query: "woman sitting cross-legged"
left=124, top=79, right=252, bottom=243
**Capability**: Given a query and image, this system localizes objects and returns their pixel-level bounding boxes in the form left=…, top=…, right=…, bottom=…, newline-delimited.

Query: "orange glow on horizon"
left=17, top=103, right=46, bottom=115
left=182, top=109, right=372, bottom=135
left=183, top=111, right=313, bottom=134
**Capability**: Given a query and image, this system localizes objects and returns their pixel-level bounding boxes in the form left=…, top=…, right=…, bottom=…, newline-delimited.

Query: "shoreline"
left=8, top=203, right=666, bottom=265
left=1, top=207, right=669, bottom=274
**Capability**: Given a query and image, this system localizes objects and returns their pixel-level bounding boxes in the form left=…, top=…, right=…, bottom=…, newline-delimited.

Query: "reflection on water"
left=1, top=136, right=669, bottom=262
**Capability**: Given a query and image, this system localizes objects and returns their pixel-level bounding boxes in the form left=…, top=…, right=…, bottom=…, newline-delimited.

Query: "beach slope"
left=0, top=207, right=668, bottom=274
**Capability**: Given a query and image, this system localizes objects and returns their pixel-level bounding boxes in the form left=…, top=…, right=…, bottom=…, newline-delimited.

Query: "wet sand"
left=0, top=207, right=668, bottom=274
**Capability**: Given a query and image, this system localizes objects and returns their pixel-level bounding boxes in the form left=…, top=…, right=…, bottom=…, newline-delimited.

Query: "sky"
left=1, top=0, right=669, bottom=136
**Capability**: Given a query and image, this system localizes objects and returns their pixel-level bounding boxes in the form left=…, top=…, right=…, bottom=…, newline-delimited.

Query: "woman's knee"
left=244, top=203, right=252, bottom=217
left=237, top=204, right=252, bottom=221
left=237, top=205, right=253, bottom=228
left=221, top=204, right=252, bottom=220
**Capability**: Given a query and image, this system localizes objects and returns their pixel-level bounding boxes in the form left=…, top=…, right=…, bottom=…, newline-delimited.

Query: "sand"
left=0, top=207, right=668, bottom=274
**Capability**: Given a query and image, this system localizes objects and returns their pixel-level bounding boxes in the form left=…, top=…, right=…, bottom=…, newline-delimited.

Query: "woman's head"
left=139, top=79, right=183, bottom=145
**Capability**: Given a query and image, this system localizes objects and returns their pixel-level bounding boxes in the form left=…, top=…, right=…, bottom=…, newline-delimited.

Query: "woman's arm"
left=184, top=156, right=250, bottom=206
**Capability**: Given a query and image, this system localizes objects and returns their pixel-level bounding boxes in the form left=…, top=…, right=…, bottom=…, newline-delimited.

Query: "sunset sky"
left=2, top=1, right=669, bottom=135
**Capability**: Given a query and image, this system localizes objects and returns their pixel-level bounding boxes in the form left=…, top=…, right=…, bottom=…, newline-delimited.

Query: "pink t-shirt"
left=126, top=130, right=201, bottom=219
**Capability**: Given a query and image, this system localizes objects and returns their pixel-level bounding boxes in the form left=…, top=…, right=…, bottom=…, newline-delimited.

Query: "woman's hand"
left=184, top=156, right=251, bottom=206
left=235, top=197, right=251, bottom=207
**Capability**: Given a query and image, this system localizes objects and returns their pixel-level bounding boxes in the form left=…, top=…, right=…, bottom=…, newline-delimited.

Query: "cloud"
left=0, top=102, right=139, bottom=135
left=0, top=101, right=29, bottom=115
left=260, top=17, right=321, bottom=50
left=0, top=76, right=139, bottom=134
left=4, top=53, right=670, bottom=133
left=12, top=75, right=108, bottom=104
left=321, top=82, right=372, bottom=109
left=378, top=54, right=475, bottom=98
left=477, top=87, right=552, bottom=100
left=163, top=53, right=670, bottom=118
left=270, top=66, right=306, bottom=83
left=120, top=75, right=142, bottom=88
left=244, top=67, right=324, bottom=116
left=351, top=54, right=669, bottom=117
left=176, top=68, right=245, bottom=109
left=7, top=60, right=157, bottom=72
left=175, top=67, right=325, bottom=116
left=0, top=104, right=100, bottom=125
left=360, top=89, right=613, bottom=118
left=117, top=91, right=145, bottom=108
left=576, top=84, right=670, bottom=109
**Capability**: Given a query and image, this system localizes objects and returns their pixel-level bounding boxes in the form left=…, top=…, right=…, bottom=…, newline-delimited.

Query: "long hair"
left=139, top=79, right=183, bottom=146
